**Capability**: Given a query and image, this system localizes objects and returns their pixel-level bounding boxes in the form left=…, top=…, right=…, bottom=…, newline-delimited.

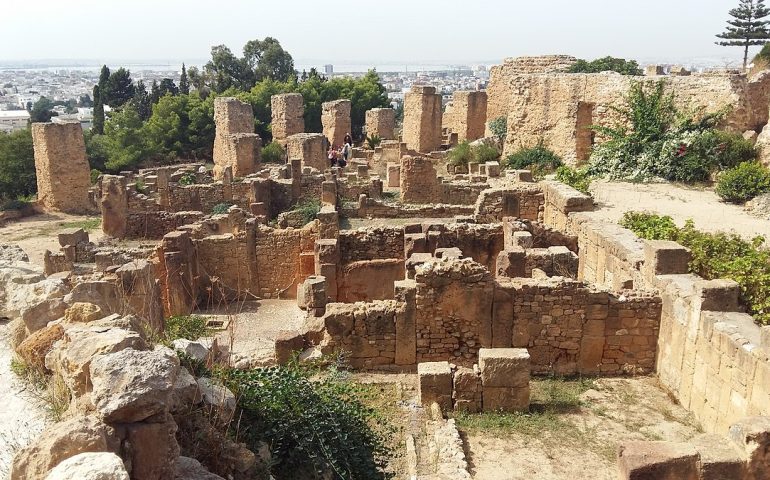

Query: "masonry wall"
left=403, top=86, right=443, bottom=153
left=32, top=122, right=91, bottom=213
left=322, top=100, right=352, bottom=147
left=212, top=97, right=256, bottom=178
left=365, top=108, right=396, bottom=140
left=321, top=301, right=402, bottom=368
left=474, top=185, right=544, bottom=223
left=286, top=133, right=327, bottom=172
left=447, top=91, right=488, bottom=142
left=271, top=93, right=305, bottom=142
left=400, top=156, right=439, bottom=203
left=339, top=227, right=404, bottom=264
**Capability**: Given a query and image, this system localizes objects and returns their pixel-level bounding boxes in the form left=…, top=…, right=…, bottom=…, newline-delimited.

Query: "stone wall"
left=541, top=180, right=594, bottom=234
left=400, top=156, right=439, bottom=203
left=322, top=99, right=351, bottom=147
left=341, top=197, right=475, bottom=219
left=403, top=86, right=443, bottom=153
left=126, top=211, right=204, bottom=240
left=488, top=70, right=770, bottom=164
left=321, top=301, right=402, bottom=368
left=446, top=91, right=487, bottom=142
left=286, top=133, right=327, bottom=172
left=339, top=227, right=404, bottom=264
left=271, top=93, right=304, bottom=142
left=212, top=97, right=258, bottom=178
left=365, top=108, right=396, bottom=140
left=474, top=185, right=544, bottom=223
left=32, top=122, right=91, bottom=213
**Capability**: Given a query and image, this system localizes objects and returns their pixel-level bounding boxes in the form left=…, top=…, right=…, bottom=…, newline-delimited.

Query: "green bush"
left=162, top=315, right=209, bottom=344
left=504, top=141, right=563, bottom=176
left=448, top=141, right=474, bottom=166
left=292, top=199, right=321, bottom=225
left=179, top=173, right=197, bottom=186
left=90, top=169, right=102, bottom=185
left=555, top=166, right=593, bottom=195
left=221, top=360, right=393, bottom=480
left=567, top=56, right=643, bottom=75
left=212, top=202, right=234, bottom=214
left=715, top=161, right=770, bottom=203
left=366, top=134, right=382, bottom=150
left=0, top=128, right=36, bottom=202
left=587, top=80, right=747, bottom=183
left=619, top=212, right=770, bottom=325
left=134, top=178, right=148, bottom=194
left=0, top=197, right=33, bottom=211
left=473, top=143, right=499, bottom=164
left=488, top=116, right=507, bottom=142
left=262, top=141, right=286, bottom=164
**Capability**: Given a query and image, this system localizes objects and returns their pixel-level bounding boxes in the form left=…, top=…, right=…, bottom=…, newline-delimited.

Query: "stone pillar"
left=297, top=276, right=328, bottom=317
left=271, top=93, right=305, bottom=142
left=321, top=180, right=337, bottom=207
left=213, top=97, right=259, bottom=179
left=365, top=108, right=396, bottom=140
left=286, top=133, right=327, bottom=171
left=314, top=239, right=339, bottom=301
left=450, top=91, right=488, bottom=142
left=400, top=156, right=438, bottom=203
left=156, top=167, right=170, bottom=208
left=403, top=85, right=442, bottom=153
left=32, top=121, right=91, bottom=213
left=322, top=99, right=351, bottom=147
left=394, top=279, right=417, bottom=365
left=160, top=230, right=196, bottom=317
left=100, top=175, right=128, bottom=239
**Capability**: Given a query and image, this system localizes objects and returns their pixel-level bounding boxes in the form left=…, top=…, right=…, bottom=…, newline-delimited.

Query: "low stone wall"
left=338, top=259, right=404, bottom=302
left=474, top=185, right=544, bottom=222
left=341, top=198, right=475, bottom=219
left=541, top=180, right=594, bottom=234
left=126, top=211, right=204, bottom=240
left=339, top=227, right=404, bottom=264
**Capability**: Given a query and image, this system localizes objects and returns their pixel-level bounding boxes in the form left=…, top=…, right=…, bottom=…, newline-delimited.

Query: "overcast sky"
left=0, top=0, right=752, bottom=65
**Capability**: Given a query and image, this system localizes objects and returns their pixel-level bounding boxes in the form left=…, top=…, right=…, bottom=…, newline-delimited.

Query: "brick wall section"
left=365, top=108, right=396, bottom=140
left=322, top=99, right=351, bottom=147
left=32, top=122, right=91, bottom=213
left=271, top=93, right=305, bottom=142
left=339, top=227, right=404, bottom=264
left=448, top=91, right=488, bottom=142
left=403, top=85, right=443, bottom=153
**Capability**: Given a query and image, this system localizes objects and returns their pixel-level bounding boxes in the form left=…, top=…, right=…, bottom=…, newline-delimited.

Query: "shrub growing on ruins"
left=587, top=80, right=748, bottom=183
left=448, top=141, right=474, bottom=166
left=292, top=199, right=321, bottom=225
left=90, top=169, right=102, bottom=185
left=161, top=315, right=209, bottom=344
left=504, top=141, right=563, bottom=177
left=555, top=166, right=593, bottom=195
left=473, top=143, right=500, bottom=164
left=262, top=142, right=286, bottom=164
left=715, top=161, right=770, bottom=203
left=221, top=360, right=394, bottom=480
left=212, top=202, right=234, bottom=214
left=366, top=134, right=382, bottom=150
left=134, top=178, right=148, bottom=194
left=567, top=56, right=643, bottom=75
left=488, top=116, right=507, bottom=142
left=179, top=173, right=197, bottom=186
left=620, top=211, right=770, bottom=324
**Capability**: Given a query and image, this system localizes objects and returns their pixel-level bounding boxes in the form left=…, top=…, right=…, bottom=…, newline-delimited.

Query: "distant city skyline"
left=1, top=0, right=754, bottom=68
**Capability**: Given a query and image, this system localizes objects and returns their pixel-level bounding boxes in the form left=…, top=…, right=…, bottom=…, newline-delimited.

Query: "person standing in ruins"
left=328, top=144, right=338, bottom=168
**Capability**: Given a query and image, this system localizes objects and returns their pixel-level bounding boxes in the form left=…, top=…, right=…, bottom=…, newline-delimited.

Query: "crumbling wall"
left=474, top=185, right=544, bottom=222
left=365, top=108, right=396, bottom=140
left=339, top=227, right=404, bottom=264
left=212, top=97, right=259, bottom=178
left=32, top=121, right=92, bottom=213
left=286, top=133, right=327, bottom=172
left=400, top=156, right=439, bottom=203
left=271, top=93, right=304, bottom=142
left=322, top=99, right=351, bottom=147
left=403, top=86, right=443, bottom=153
left=446, top=91, right=488, bottom=142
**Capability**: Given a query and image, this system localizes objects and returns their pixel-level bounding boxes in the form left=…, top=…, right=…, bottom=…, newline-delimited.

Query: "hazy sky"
left=0, top=0, right=752, bottom=65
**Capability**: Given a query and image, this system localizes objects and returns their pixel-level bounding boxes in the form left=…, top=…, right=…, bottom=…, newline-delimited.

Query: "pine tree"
left=92, top=85, right=105, bottom=134
left=717, top=0, right=770, bottom=70
left=179, top=63, right=190, bottom=95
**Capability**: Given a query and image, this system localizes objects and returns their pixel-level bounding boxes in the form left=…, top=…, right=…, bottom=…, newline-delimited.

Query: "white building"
left=0, top=110, right=30, bottom=133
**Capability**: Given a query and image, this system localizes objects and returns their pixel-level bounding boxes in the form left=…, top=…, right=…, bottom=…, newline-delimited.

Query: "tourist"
left=327, top=145, right=337, bottom=168
left=337, top=146, right=347, bottom=168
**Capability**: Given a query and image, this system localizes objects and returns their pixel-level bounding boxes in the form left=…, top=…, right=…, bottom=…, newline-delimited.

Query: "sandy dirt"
left=0, top=213, right=104, bottom=267
left=0, top=323, right=50, bottom=478
left=463, top=377, right=700, bottom=480
left=589, top=181, right=770, bottom=240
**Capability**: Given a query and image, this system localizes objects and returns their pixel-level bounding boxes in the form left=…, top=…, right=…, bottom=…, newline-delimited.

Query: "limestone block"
left=728, top=416, right=770, bottom=479
left=274, top=331, right=305, bottom=364
left=122, top=415, right=179, bottom=480
left=174, top=456, right=226, bottom=480
left=10, top=415, right=120, bottom=480
left=435, top=247, right=463, bottom=260
left=512, top=231, right=533, bottom=249
left=511, top=169, right=534, bottom=182
left=617, top=441, right=700, bottom=480
left=690, top=433, right=746, bottom=480
left=478, top=348, right=530, bottom=388
left=63, top=302, right=102, bottom=324
left=169, top=367, right=201, bottom=412
left=16, top=323, right=64, bottom=372
left=89, top=346, right=179, bottom=423
left=196, top=377, right=237, bottom=420
left=482, top=385, right=530, bottom=412
left=171, top=338, right=215, bottom=363
left=321, top=180, right=337, bottom=206
left=297, top=275, right=327, bottom=312
left=58, top=228, right=88, bottom=248
left=485, top=161, right=501, bottom=177
left=406, top=253, right=433, bottom=279
left=418, top=361, right=453, bottom=411
left=404, top=233, right=427, bottom=259
left=496, top=248, right=526, bottom=278
left=386, top=162, right=400, bottom=187
left=643, top=240, right=691, bottom=276
left=286, top=133, right=326, bottom=171
left=45, top=452, right=129, bottom=480
left=453, top=366, right=481, bottom=413
left=696, top=279, right=742, bottom=312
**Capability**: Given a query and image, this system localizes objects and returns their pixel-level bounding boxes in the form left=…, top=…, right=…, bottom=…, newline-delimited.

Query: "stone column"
left=365, top=108, right=396, bottom=140
left=100, top=175, right=128, bottom=239
left=213, top=97, right=260, bottom=179
left=322, top=99, right=351, bottom=147
left=271, top=93, right=305, bottom=143
left=403, top=85, right=442, bottom=153
left=451, top=91, right=487, bottom=142
left=32, top=121, right=92, bottom=213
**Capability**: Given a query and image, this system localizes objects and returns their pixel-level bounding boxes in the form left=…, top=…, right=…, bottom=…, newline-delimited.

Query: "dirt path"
left=589, top=181, right=770, bottom=240
left=0, top=323, right=50, bottom=478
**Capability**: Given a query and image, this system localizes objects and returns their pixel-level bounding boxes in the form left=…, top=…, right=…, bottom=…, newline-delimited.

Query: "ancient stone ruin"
left=4, top=53, right=770, bottom=480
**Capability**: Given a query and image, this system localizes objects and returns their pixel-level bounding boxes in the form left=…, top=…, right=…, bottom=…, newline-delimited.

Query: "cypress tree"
left=92, top=85, right=105, bottom=134
left=179, top=63, right=190, bottom=95
left=717, top=0, right=770, bottom=70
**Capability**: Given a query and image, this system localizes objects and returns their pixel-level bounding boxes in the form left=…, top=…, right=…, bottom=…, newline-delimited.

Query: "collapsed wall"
left=31, top=121, right=92, bottom=213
